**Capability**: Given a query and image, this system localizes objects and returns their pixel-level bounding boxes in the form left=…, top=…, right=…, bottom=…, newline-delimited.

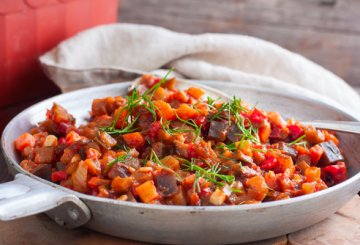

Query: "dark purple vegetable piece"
left=227, top=124, right=241, bottom=143
left=208, top=120, right=228, bottom=142
left=155, top=170, right=178, bottom=197
left=320, top=141, right=344, bottom=165
left=123, top=157, right=141, bottom=170
left=31, top=164, right=52, bottom=181
left=56, top=161, right=66, bottom=171
left=273, top=142, right=297, bottom=159
left=296, top=154, right=311, bottom=165
left=108, top=163, right=131, bottom=179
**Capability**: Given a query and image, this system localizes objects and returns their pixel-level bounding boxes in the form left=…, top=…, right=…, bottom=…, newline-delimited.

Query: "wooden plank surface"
left=118, top=0, right=360, bottom=86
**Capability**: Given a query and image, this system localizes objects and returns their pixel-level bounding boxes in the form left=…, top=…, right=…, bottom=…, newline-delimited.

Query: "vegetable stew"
left=14, top=71, right=348, bottom=206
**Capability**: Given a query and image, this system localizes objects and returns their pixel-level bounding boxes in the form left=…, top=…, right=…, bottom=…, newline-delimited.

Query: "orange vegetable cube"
left=186, top=87, right=205, bottom=99
left=264, top=171, right=278, bottom=190
left=246, top=176, right=268, bottom=201
left=259, top=121, right=271, bottom=143
left=111, top=176, right=134, bottom=193
left=84, top=158, right=101, bottom=175
left=153, top=87, right=172, bottom=101
left=161, top=155, right=180, bottom=171
left=135, top=180, right=159, bottom=203
left=324, top=131, right=339, bottom=145
left=153, top=100, right=175, bottom=121
left=237, top=140, right=253, bottom=157
left=302, top=182, right=316, bottom=194
left=123, top=132, right=145, bottom=149
left=15, top=133, right=36, bottom=151
left=86, top=148, right=102, bottom=159
left=175, top=104, right=197, bottom=120
left=66, top=131, right=81, bottom=145
left=173, top=91, right=189, bottom=103
left=309, top=144, right=324, bottom=164
left=305, top=167, right=321, bottom=182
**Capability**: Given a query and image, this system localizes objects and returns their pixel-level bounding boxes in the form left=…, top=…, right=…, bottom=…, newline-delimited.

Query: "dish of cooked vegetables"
left=14, top=71, right=348, bottom=206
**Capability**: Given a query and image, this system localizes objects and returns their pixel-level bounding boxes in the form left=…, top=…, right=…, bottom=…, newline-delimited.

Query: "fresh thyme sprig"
left=180, top=158, right=235, bottom=189
left=288, top=134, right=307, bottom=147
left=160, top=118, right=190, bottom=135
left=107, top=152, right=131, bottom=168
left=175, top=113, right=202, bottom=142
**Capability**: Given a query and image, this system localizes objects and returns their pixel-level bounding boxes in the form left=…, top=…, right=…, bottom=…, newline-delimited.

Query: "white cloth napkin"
left=40, top=23, right=360, bottom=118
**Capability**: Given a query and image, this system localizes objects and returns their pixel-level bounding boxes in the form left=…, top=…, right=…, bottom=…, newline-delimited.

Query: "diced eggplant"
left=107, top=163, right=131, bottom=179
left=123, top=157, right=141, bottom=170
left=320, top=141, right=344, bottom=165
left=155, top=170, right=178, bottom=197
left=31, top=164, right=52, bottom=181
left=227, top=124, right=241, bottom=143
left=56, top=161, right=66, bottom=171
left=272, top=142, right=297, bottom=159
left=296, top=154, right=311, bottom=165
left=208, top=121, right=228, bottom=142
left=152, top=142, right=167, bottom=159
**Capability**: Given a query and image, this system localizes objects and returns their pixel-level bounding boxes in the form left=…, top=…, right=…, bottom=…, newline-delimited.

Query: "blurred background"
left=1, top=0, right=359, bottom=131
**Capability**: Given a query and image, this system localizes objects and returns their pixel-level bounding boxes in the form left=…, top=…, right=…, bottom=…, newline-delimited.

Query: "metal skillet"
left=1, top=80, right=360, bottom=244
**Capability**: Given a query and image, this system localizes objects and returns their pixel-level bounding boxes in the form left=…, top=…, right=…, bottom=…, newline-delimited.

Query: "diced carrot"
left=123, top=132, right=145, bottom=149
left=302, top=182, right=316, bottom=194
left=153, top=87, right=172, bottom=101
left=305, top=167, right=321, bottom=182
left=111, top=176, right=134, bottom=193
left=186, top=87, right=205, bottom=99
left=175, top=104, right=197, bottom=120
left=15, top=133, right=36, bottom=151
left=237, top=140, right=253, bottom=157
left=99, top=131, right=117, bottom=147
left=264, top=171, right=278, bottom=190
left=135, top=180, right=159, bottom=203
left=153, top=100, right=175, bottom=121
left=84, top=158, right=101, bottom=175
left=246, top=176, right=268, bottom=201
left=309, top=144, right=324, bottom=165
left=161, top=155, right=180, bottom=171
left=173, top=91, right=189, bottom=103
left=65, top=131, right=81, bottom=145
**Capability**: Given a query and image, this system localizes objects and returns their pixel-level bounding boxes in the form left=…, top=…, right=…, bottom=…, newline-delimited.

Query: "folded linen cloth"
left=40, top=23, right=360, bottom=118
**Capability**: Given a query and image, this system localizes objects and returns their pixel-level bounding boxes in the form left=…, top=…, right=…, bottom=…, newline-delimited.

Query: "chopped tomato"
left=321, top=161, right=347, bottom=185
left=288, top=124, right=304, bottom=140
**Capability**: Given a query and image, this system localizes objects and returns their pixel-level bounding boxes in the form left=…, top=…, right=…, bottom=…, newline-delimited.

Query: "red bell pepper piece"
left=51, top=170, right=68, bottom=182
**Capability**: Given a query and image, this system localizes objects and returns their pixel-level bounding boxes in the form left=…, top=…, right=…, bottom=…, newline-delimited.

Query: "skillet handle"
left=0, top=173, right=91, bottom=228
